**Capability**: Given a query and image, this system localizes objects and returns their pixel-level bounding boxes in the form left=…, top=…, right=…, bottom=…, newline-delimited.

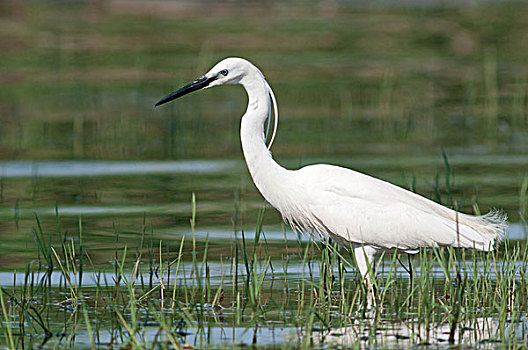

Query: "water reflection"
left=313, top=316, right=527, bottom=346
left=2, top=254, right=525, bottom=288
left=33, top=316, right=528, bottom=348
left=48, top=325, right=297, bottom=348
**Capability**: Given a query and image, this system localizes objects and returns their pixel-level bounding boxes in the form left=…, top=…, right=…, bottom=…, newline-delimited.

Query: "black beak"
left=154, top=75, right=217, bottom=107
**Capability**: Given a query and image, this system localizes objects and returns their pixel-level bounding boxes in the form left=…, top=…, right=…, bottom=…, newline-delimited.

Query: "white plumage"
left=155, top=57, right=507, bottom=303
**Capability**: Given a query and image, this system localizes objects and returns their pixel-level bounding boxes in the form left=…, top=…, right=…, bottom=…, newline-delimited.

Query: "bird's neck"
left=239, top=73, right=288, bottom=205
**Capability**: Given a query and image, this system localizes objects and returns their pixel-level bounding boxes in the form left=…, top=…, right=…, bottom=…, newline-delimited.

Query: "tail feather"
left=456, top=209, right=507, bottom=251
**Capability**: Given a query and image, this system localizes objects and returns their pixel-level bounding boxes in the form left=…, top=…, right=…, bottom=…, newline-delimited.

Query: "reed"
left=0, top=201, right=527, bottom=349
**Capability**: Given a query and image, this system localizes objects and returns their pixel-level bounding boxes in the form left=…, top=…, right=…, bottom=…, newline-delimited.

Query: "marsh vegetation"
left=1, top=1, right=527, bottom=348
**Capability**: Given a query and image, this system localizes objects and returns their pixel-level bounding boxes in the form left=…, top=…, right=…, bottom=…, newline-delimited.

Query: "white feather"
left=264, top=80, right=279, bottom=150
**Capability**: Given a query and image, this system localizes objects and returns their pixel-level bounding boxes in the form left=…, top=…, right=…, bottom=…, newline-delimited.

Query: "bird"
left=154, top=57, right=507, bottom=304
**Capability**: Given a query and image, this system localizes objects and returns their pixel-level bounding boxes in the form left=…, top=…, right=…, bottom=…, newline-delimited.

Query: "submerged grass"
left=0, top=199, right=526, bottom=349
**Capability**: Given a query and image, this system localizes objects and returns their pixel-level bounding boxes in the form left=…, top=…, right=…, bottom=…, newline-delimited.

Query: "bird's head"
left=154, top=57, right=255, bottom=107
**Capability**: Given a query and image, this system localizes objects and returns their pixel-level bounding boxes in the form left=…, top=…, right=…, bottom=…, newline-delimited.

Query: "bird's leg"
left=353, top=245, right=378, bottom=309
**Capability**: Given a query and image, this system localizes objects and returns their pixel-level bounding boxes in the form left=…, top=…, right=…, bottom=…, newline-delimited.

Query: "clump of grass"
left=0, top=197, right=527, bottom=349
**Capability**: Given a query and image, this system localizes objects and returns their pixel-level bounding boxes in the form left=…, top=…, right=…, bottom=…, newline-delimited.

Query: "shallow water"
left=1, top=254, right=527, bottom=289
left=33, top=316, right=528, bottom=348
left=1, top=253, right=526, bottom=349
left=0, top=160, right=238, bottom=178
left=0, top=157, right=525, bottom=269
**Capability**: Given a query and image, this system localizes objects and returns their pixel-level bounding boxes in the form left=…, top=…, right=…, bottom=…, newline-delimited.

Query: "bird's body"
left=155, top=57, right=507, bottom=303
left=260, top=163, right=504, bottom=252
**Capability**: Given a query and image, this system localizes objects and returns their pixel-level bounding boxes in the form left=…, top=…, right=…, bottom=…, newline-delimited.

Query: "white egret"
left=155, top=57, right=507, bottom=302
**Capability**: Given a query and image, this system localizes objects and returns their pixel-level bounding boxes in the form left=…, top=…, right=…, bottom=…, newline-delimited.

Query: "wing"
left=292, top=164, right=503, bottom=251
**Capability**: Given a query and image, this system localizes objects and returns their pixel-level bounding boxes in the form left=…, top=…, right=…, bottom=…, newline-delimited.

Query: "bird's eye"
left=220, top=69, right=228, bottom=76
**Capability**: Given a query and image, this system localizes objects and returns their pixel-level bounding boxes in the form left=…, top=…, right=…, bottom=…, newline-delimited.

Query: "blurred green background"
left=0, top=0, right=527, bottom=267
